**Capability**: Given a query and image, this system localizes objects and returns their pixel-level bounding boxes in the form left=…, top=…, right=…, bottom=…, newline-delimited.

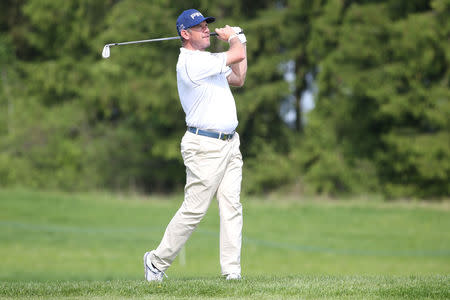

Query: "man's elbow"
left=227, top=43, right=246, bottom=65
left=233, top=46, right=246, bottom=64
left=229, top=76, right=245, bottom=87
left=235, top=74, right=246, bottom=87
left=229, top=53, right=245, bottom=65
left=236, top=51, right=246, bottom=63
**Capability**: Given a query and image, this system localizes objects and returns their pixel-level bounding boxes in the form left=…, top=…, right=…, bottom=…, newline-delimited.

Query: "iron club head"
left=102, top=45, right=110, bottom=59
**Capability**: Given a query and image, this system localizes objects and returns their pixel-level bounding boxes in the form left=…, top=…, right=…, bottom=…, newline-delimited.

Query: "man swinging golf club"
left=144, top=9, right=247, bottom=281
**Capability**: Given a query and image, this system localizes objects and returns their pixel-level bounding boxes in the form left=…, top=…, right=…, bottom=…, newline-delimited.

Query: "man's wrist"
left=228, top=34, right=238, bottom=43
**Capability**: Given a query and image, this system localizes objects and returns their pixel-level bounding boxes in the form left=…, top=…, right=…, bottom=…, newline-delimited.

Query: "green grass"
left=0, top=188, right=449, bottom=299
left=1, top=276, right=448, bottom=299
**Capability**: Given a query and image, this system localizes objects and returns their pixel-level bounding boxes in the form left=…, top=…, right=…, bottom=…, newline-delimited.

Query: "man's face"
left=184, top=21, right=210, bottom=50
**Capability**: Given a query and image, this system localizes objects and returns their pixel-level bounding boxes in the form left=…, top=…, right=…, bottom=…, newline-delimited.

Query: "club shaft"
left=107, top=31, right=243, bottom=47
left=109, top=36, right=181, bottom=46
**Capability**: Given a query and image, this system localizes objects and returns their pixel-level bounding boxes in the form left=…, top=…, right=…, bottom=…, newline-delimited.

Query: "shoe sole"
left=144, top=251, right=150, bottom=280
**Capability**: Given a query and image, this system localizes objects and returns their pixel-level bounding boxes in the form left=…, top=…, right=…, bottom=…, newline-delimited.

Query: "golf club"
left=102, top=31, right=244, bottom=59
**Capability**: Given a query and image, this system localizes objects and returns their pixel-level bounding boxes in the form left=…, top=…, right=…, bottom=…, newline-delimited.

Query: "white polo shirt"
left=176, top=47, right=238, bottom=134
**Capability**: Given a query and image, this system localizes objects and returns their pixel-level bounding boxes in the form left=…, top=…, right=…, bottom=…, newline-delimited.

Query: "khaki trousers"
left=151, top=131, right=243, bottom=275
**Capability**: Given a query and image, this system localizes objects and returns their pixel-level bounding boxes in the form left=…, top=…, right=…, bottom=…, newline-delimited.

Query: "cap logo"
left=190, top=12, right=203, bottom=19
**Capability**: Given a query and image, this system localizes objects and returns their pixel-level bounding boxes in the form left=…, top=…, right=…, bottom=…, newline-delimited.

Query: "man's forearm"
left=230, top=44, right=247, bottom=86
left=226, top=36, right=246, bottom=65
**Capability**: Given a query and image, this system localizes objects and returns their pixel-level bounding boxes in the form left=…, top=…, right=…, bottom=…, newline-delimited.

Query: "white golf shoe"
left=143, top=251, right=167, bottom=282
left=226, top=273, right=241, bottom=280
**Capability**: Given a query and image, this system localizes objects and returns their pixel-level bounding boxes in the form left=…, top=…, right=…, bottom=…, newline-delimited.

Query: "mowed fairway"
left=0, top=189, right=449, bottom=299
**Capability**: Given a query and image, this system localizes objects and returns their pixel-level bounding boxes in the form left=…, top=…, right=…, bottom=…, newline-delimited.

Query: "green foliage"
left=301, top=0, right=449, bottom=198
left=0, top=0, right=448, bottom=198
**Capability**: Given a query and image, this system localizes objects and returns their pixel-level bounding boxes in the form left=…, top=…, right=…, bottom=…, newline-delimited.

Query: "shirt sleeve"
left=186, top=51, right=231, bottom=83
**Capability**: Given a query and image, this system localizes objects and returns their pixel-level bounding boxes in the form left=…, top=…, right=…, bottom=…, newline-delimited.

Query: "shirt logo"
left=190, top=12, right=203, bottom=19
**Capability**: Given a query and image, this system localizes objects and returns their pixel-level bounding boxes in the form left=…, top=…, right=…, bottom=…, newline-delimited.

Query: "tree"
left=0, top=0, right=448, bottom=198
left=301, top=0, right=449, bottom=197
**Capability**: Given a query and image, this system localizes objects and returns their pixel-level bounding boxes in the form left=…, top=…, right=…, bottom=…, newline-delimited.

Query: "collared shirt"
left=176, top=47, right=238, bottom=134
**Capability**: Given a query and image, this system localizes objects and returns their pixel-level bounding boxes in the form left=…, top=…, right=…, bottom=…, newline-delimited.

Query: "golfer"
left=144, top=9, right=247, bottom=281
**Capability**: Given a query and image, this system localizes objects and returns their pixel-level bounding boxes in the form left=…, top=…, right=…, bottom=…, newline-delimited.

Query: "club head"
left=102, top=45, right=110, bottom=59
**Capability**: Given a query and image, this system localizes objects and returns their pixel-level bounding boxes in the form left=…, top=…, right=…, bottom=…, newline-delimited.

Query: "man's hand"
left=231, top=27, right=246, bottom=43
left=215, top=25, right=238, bottom=43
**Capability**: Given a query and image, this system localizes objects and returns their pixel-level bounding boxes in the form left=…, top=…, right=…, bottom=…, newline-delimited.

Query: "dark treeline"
left=0, top=0, right=448, bottom=198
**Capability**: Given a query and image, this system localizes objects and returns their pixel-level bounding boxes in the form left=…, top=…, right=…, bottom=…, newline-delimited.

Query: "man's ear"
left=180, top=29, right=190, bottom=41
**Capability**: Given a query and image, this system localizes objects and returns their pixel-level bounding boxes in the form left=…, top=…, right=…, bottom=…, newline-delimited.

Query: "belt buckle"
left=222, top=133, right=232, bottom=140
